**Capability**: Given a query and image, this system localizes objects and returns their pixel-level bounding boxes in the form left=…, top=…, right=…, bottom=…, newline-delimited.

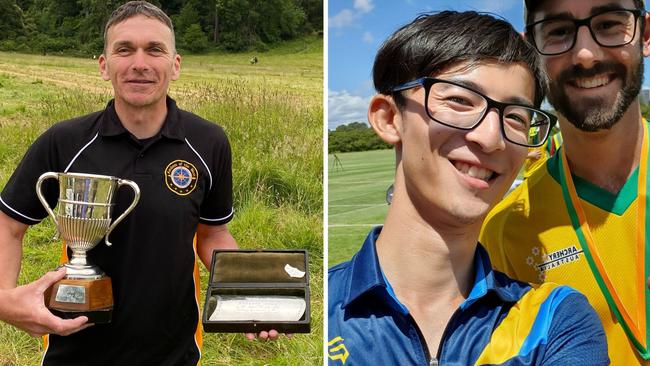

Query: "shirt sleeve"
left=542, top=292, right=609, bottom=365
left=198, top=126, right=233, bottom=225
left=0, top=129, right=60, bottom=225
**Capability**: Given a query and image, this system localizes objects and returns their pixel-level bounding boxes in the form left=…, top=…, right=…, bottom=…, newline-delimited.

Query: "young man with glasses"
left=328, top=11, right=608, bottom=365
left=481, top=0, right=650, bottom=364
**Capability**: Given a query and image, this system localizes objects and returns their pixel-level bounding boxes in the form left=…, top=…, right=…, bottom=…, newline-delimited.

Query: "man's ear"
left=98, top=54, right=110, bottom=81
left=642, top=12, right=650, bottom=57
left=367, top=94, right=402, bottom=145
left=171, top=53, right=181, bottom=81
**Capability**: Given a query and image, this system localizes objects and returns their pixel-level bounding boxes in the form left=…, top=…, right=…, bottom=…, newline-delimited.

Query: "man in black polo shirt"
left=0, top=1, right=271, bottom=364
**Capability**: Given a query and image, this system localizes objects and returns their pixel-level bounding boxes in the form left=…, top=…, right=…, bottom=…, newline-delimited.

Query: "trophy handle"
left=36, top=172, right=60, bottom=228
left=104, top=179, right=140, bottom=247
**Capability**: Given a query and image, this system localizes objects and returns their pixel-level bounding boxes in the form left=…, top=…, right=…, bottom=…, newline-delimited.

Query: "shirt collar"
left=343, top=226, right=387, bottom=309
left=461, top=241, right=521, bottom=309
left=99, top=96, right=185, bottom=141
left=343, top=226, right=520, bottom=311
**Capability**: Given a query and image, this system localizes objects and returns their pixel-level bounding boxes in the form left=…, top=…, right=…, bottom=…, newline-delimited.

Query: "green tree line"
left=330, top=104, right=650, bottom=154
left=641, top=103, right=650, bottom=119
left=329, top=122, right=392, bottom=153
left=0, top=0, right=322, bottom=55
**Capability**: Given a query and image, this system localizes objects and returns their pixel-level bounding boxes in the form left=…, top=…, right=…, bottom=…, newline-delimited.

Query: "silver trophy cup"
left=36, top=172, right=140, bottom=322
left=36, top=172, right=140, bottom=278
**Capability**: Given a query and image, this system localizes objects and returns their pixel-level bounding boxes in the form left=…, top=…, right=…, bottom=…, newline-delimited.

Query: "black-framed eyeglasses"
left=526, top=9, right=645, bottom=56
left=390, top=77, right=557, bottom=148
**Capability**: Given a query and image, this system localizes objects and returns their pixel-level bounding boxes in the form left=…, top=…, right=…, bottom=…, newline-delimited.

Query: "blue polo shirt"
left=328, top=227, right=608, bottom=365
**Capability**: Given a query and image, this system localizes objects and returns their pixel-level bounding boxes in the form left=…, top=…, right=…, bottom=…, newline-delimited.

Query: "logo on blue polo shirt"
left=165, top=160, right=198, bottom=196
left=328, top=336, right=349, bottom=364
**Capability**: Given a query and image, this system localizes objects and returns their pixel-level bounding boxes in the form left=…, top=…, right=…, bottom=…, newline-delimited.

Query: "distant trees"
left=183, top=23, right=209, bottom=52
left=642, top=103, right=650, bottom=119
left=0, top=0, right=26, bottom=41
left=0, top=0, right=323, bottom=55
left=329, top=122, right=392, bottom=153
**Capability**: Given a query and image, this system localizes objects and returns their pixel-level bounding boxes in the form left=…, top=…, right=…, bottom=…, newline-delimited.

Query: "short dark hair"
left=372, top=11, right=547, bottom=108
left=103, top=1, right=175, bottom=53
left=525, top=0, right=645, bottom=25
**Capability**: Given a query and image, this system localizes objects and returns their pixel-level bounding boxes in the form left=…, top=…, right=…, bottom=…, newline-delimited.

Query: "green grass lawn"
left=328, top=149, right=394, bottom=266
left=0, top=36, right=322, bottom=366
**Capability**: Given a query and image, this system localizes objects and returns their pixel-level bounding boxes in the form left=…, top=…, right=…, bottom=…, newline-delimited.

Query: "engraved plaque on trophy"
left=36, top=172, right=140, bottom=323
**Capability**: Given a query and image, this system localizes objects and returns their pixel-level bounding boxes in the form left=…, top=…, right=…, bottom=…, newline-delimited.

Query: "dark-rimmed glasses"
left=390, top=77, right=557, bottom=147
left=526, top=9, right=645, bottom=55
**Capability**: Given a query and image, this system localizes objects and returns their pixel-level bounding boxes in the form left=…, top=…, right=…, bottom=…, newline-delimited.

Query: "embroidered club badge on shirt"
left=165, top=160, right=198, bottom=196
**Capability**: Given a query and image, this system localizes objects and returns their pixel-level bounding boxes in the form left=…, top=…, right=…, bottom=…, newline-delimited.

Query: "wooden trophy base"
left=45, top=277, right=113, bottom=324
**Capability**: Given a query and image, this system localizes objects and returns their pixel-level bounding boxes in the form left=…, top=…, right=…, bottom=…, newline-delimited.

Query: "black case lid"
left=209, top=249, right=309, bottom=285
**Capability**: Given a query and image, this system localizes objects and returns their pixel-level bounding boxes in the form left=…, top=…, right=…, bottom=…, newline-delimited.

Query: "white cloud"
left=354, top=0, right=374, bottom=14
left=329, top=0, right=375, bottom=29
left=362, top=31, right=374, bottom=44
left=328, top=90, right=372, bottom=129
left=329, top=9, right=357, bottom=28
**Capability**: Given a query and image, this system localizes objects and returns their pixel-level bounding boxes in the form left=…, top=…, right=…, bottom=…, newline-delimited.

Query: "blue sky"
left=327, top=0, right=650, bottom=129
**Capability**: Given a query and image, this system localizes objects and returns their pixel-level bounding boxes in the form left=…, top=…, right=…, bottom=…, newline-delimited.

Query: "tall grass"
left=0, top=38, right=322, bottom=366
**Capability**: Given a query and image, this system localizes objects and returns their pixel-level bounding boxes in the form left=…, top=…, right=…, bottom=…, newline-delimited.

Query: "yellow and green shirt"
left=523, top=132, right=563, bottom=178
left=481, top=148, right=649, bottom=365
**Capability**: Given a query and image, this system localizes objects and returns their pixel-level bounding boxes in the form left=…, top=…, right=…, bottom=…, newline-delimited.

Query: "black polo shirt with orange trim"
left=0, top=97, right=233, bottom=365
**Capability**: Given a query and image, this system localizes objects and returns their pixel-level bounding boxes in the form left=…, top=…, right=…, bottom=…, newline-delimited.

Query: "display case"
left=202, top=249, right=310, bottom=333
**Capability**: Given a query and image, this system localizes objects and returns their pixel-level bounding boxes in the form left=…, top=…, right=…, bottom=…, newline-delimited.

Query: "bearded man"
left=481, top=0, right=650, bottom=364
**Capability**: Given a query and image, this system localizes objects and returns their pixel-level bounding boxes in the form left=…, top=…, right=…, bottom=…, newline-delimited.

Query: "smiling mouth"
left=127, top=80, right=154, bottom=84
left=453, top=161, right=496, bottom=182
left=570, top=74, right=614, bottom=89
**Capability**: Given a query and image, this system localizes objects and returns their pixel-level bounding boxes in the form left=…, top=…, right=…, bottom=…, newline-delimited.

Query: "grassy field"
left=0, top=35, right=323, bottom=366
left=328, top=149, right=394, bottom=266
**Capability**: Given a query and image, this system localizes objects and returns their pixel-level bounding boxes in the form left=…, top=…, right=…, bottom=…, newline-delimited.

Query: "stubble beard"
left=547, top=58, right=643, bottom=132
